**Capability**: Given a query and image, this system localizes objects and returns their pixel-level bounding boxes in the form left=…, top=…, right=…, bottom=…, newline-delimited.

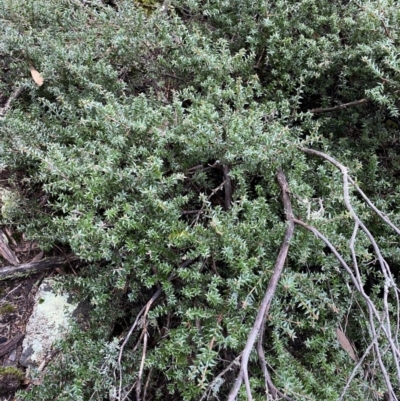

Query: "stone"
left=19, top=279, right=79, bottom=368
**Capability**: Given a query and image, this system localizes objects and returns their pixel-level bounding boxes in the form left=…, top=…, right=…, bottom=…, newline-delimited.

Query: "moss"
left=0, top=304, right=15, bottom=315
left=0, top=366, right=24, bottom=394
left=0, top=366, right=24, bottom=381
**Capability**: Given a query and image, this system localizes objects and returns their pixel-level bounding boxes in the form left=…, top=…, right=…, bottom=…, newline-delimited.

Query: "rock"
left=19, top=279, right=80, bottom=368
left=7, top=349, right=16, bottom=362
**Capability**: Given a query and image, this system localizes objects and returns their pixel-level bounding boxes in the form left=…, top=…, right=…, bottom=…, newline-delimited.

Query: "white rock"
left=20, top=279, right=78, bottom=367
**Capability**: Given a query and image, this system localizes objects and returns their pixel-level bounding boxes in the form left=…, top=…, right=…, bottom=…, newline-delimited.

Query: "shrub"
left=1, top=0, right=400, bottom=400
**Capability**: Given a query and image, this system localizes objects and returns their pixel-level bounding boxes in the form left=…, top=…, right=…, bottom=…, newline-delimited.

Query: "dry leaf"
left=55, top=267, right=65, bottom=275
left=29, top=66, right=44, bottom=86
left=31, top=250, right=44, bottom=263
left=336, top=328, right=358, bottom=362
left=23, top=377, right=42, bottom=386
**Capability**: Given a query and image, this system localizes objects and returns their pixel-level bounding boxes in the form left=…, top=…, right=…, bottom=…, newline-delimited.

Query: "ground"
left=0, top=229, right=53, bottom=400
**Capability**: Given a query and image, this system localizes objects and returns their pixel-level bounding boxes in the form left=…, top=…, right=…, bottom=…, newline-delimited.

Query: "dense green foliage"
left=1, top=0, right=400, bottom=399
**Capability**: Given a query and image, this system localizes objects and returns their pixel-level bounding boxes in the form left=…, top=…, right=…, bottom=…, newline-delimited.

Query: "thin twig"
left=131, top=327, right=147, bottom=354
left=117, top=260, right=197, bottom=400
left=301, top=147, right=400, bottom=235
left=181, top=210, right=201, bottom=215
left=339, top=323, right=383, bottom=401
left=199, top=355, right=242, bottom=401
left=0, top=87, right=23, bottom=118
left=117, top=288, right=162, bottom=400
left=121, top=382, right=136, bottom=401
left=0, top=283, right=22, bottom=302
left=192, top=179, right=228, bottom=226
left=37, top=349, right=61, bottom=373
left=223, top=164, right=232, bottom=211
left=135, top=323, right=148, bottom=401
left=347, top=222, right=394, bottom=398
left=293, top=218, right=398, bottom=399
left=143, top=367, right=153, bottom=401
left=257, top=313, right=296, bottom=401
left=199, top=315, right=223, bottom=386
left=355, top=1, right=391, bottom=39
left=301, top=147, right=400, bottom=391
left=257, top=313, right=276, bottom=398
left=309, top=98, right=369, bottom=113
left=348, top=177, right=400, bottom=236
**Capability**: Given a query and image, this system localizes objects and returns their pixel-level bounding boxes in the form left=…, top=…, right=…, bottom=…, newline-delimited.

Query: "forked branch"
left=227, top=168, right=295, bottom=401
left=117, top=288, right=163, bottom=401
left=300, top=147, right=400, bottom=400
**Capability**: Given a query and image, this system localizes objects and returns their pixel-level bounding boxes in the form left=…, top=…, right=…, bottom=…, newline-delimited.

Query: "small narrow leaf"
left=31, top=250, right=44, bottom=263
left=336, top=328, right=357, bottom=362
left=30, top=66, right=44, bottom=86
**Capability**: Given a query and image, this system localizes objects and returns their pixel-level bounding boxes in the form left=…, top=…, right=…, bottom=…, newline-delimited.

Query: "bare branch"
left=301, top=147, right=400, bottom=390
left=143, top=367, right=153, bottom=401
left=135, top=323, right=148, bottom=401
left=0, top=87, right=23, bottom=118
left=309, top=98, right=369, bottom=114
left=294, top=218, right=398, bottom=399
left=339, top=323, right=383, bottom=401
left=117, top=288, right=162, bottom=400
left=223, top=164, right=232, bottom=211
left=228, top=168, right=294, bottom=401
left=0, top=255, right=79, bottom=280
left=191, top=179, right=228, bottom=226
left=117, top=259, right=199, bottom=400
left=348, top=178, right=400, bottom=236
left=300, top=147, right=400, bottom=235
left=257, top=313, right=296, bottom=401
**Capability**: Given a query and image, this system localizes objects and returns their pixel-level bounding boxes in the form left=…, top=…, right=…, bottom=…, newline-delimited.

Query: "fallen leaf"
left=55, top=267, right=64, bottom=275
left=336, top=328, right=358, bottom=362
left=29, top=66, right=44, bottom=86
left=31, top=250, right=44, bottom=263
left=23, top=377, right=42, bottom=386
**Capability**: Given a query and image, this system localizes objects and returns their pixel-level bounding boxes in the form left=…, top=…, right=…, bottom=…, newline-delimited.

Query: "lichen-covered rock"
left=19, top=280, right=78, bottom=368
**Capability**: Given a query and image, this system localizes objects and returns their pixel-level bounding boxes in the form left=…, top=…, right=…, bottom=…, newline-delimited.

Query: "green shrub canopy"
left=1, top=0, right=400, bottom=400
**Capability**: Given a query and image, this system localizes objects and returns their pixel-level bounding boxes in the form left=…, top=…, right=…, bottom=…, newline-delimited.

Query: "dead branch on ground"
left=0, top=255, right=79, bottom=280
left=0, top=229, right=20, bottom=266
left=0, top=333, right=24, bottom=357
